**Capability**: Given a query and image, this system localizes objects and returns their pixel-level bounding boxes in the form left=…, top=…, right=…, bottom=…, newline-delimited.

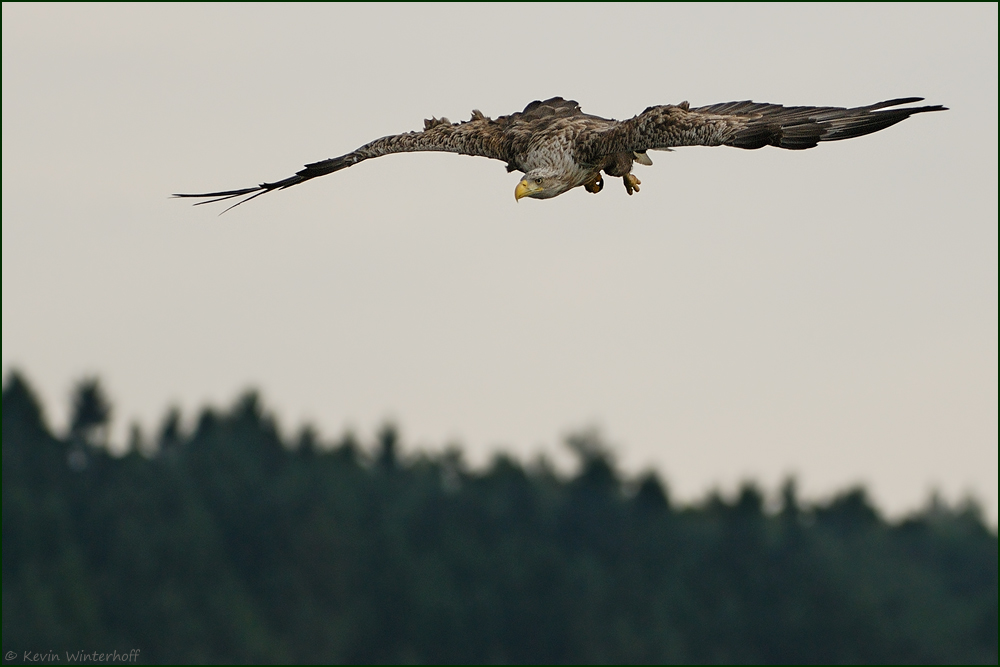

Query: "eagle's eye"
left=534, top=177, right=543, bottom=184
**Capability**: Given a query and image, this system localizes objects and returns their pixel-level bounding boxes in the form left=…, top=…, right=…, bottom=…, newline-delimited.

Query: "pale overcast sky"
left=3, top=3, right=997, bottom=522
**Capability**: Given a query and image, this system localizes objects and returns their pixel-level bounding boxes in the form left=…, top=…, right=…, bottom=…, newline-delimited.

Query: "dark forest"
left=3, top=372, right=996, bottom=664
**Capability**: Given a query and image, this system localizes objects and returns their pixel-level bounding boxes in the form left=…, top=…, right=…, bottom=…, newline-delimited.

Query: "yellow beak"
left=514, top=179, right=533, bottom=201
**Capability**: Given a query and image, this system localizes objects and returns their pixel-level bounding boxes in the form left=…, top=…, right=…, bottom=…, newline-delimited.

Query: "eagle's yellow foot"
left=584, top=174, right=604, bottom=194
left=623, top=174, right=641, bottom=195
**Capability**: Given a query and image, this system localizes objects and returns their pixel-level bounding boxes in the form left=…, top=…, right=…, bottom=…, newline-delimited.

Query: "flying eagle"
left=174, top=96, right=945, bottom=209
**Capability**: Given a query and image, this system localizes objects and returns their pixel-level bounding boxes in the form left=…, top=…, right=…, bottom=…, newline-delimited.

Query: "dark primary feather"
left=172, top=154, right=365, bottom=211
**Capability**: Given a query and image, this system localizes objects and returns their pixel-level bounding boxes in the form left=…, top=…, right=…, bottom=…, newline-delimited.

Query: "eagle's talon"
left=584, top=175, right=604, bottom=194
left=623, top=174, right=641, bottom=195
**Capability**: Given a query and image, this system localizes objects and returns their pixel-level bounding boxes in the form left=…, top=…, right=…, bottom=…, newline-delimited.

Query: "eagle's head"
left=514, top=168, right=573, bottom=201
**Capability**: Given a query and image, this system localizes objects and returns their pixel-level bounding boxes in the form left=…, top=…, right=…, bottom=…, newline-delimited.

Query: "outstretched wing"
left=173, top=112, right=509, bottom=211
left=583, top=98, right=947, bottom=160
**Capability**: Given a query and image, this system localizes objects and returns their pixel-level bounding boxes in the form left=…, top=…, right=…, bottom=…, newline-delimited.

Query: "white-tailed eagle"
left=174, top=97, right=945, bottom=210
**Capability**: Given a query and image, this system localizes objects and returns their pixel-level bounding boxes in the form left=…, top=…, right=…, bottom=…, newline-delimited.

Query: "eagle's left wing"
left=582, top=97, right=946, bottom=160
left=174, top=112, right=510, bottom=211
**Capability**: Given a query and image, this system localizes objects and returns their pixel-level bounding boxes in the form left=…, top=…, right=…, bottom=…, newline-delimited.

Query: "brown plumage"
left=174, top=96, right=945, bottom=210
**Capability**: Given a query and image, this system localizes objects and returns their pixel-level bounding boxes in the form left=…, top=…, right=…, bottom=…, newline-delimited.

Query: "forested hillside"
left=3, top=372, right=996, bottom=664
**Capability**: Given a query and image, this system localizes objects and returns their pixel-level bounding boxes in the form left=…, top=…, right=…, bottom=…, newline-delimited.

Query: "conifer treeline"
left=2, top=372, right=997, bottom=663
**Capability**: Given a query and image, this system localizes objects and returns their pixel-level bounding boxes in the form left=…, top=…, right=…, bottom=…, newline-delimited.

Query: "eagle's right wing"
left=173, top=112, right=510, bottom=211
